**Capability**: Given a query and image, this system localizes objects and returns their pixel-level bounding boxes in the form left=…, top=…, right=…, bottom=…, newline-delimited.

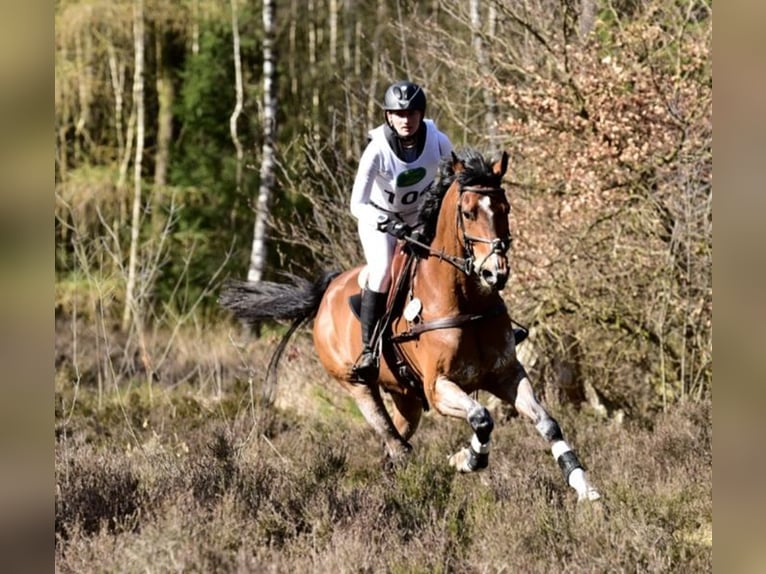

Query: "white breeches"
left=358, top=222, right=397, bottom=292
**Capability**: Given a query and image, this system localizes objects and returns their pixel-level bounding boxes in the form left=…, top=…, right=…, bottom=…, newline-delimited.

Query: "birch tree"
left=248, top=0, right=277, bottom=283
left=229, top=0, right=244, bottom=196
left=123, top=0, right=146, bottom=330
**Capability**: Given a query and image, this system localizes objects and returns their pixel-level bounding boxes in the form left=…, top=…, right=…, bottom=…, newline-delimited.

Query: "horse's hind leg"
left=389, top=392, right=423, bottom=441
left=496, top=371, right=601, bottom=502
left=345, top=381, right=412, bottom=462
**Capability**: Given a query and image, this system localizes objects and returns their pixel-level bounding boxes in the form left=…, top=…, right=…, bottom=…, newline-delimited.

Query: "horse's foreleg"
left=346, top=382, right=412, bottom=461
left=431, top=375, right=493, bottom=472
left=513, top=375, right=601, bottom=502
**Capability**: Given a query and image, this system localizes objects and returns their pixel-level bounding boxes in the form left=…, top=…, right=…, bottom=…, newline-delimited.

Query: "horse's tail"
left=219, top=270, right=340, bottom=404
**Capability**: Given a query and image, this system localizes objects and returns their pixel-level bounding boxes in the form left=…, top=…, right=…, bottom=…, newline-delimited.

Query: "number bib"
left=368, top=120, right=442, bottom=216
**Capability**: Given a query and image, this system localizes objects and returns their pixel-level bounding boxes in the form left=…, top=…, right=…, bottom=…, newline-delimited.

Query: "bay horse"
left=220, top=149, right=600, bottom=502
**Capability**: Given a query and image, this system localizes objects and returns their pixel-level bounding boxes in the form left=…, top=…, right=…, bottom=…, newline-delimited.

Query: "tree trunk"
left=56, top=43, right=70, bottom=186
left=579, top=0, right=596, bottom=38
left=152, top=31, right=174, bottom=236
left=74, top=30, right=92, bottom=164
left=116, top=104, right=136, bottom=231
left=153, top=36, right=172, bottom=189
left=470, top=0, right=498, bottom=143
left=288, top=0, right=298, bottom=96
left=343, top=0, right=360, bottom=159
left=230, top=0, right=244, bottom=211
left=394, top=0, right=411, bottom=76
left=191, top=0, right=200, bottom=55
left=108, top=39, right=131, bottom=229
left=329, top=0, right=338, bottom=67
left=123, top=0, right=145, bottom=331
left=248, top=0, right=277, bottom=283
left=308, top=0, right=319, bottom=131
left=365, top=2, right=387, bottom=129
left=107, top=41, right=126, bottom=169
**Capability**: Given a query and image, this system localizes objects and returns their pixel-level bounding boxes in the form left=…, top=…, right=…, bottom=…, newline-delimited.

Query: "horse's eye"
left=462, top=210, right=475, bottom=221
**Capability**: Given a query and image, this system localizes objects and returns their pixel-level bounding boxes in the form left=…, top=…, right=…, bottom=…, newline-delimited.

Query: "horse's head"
left=416, top=149, right=513, bottom=292
left=451, top=151, right=511, bottom=292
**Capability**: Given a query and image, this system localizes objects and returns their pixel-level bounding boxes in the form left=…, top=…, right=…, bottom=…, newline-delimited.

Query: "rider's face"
left=387, top=109, right=422, bottom=138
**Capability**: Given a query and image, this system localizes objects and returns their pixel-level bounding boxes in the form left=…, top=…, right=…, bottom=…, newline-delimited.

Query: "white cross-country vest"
left=367, top=119, right=443, bottom=219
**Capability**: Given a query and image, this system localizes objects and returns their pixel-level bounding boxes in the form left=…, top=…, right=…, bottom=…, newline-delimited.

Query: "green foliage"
left=172, top=26, right=236, bottom=188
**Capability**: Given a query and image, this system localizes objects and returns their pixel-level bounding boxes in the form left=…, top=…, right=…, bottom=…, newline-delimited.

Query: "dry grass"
left=55, top=318, right=712, bottom=573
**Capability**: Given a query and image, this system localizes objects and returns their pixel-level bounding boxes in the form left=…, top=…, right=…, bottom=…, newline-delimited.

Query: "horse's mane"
left=416, top=148, right=504, bottom=243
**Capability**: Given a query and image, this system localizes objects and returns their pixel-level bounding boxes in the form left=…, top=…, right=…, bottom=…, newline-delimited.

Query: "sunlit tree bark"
left=329, top=0, right=338, bottom=67
left=365, top=2, right=388, bottom=128
left=288, top=0, right=298, bottom=96
left=109, top=37, right=133, bottom=229
left=106, top=41, right=126, bottom=172
left=229, top=0, right=244, bottom=197
left=579, top=0, right=596, bottom=37
left=123, top=0, right=145, bottom=331
left=308, top=0, right=319, bottom=130
left=342, top=0, right=360, bottom=158
left=248, top=0, right=277, bottom=283
left=73, top=28, right=92, bottom=164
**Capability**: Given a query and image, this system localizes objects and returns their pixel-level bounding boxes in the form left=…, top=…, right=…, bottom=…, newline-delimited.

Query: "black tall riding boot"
left=356, top=289, right=387, bottom=381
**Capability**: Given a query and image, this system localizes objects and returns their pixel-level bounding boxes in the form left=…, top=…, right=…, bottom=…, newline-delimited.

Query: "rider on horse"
left=349, top=81, right=453, bottom=381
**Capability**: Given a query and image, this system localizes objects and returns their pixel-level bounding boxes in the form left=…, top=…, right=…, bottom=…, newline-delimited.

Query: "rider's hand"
left=376, top=214, right=410, bottom=239
left=375, top=214, right=390, bottom=231
left=383, top=220, right=411, bottom=239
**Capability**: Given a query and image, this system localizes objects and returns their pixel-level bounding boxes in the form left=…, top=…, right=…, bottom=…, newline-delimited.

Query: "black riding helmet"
left=383, top=81, right=427, bottom=114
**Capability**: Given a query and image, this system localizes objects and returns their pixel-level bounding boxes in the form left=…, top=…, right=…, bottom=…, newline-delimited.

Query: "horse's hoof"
left=577, top=487, right=601, bottom=502
left=383, top=442, right=412, bottom=472
left=449, top=447, right=487, bottom=472
left=448, top=448, right=468, bottom=471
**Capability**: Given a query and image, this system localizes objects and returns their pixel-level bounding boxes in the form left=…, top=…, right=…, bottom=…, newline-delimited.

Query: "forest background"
left=54, top=0, right=712, bottom=571
left=55, top=0, right=711, bottom=416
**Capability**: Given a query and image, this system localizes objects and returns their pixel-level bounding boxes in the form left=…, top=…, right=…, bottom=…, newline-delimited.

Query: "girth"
left=391, top=303, right=506, bottom=343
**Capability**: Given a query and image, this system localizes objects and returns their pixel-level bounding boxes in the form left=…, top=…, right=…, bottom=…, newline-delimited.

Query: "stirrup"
left=354, top=348, right=379, bottom=381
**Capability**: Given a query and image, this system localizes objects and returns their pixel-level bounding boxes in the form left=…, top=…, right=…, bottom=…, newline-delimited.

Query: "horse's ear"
left=493, top=151, right=509, bottom=177
left=451, top=151, right=465, bottom=173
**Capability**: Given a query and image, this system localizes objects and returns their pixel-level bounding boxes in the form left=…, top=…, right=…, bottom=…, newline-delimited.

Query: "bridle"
left=403, top=183, right=512, bottom=276
left=457, top=184, right=512, bottom=275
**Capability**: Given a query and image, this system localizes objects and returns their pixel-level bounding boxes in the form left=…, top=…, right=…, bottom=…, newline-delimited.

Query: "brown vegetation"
left=55, top=320, right=711, bottom=573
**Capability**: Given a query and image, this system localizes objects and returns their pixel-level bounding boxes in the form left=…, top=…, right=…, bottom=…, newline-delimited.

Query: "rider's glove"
left=383, top=220, right=411, bottom=239
left=376, top=214, right=411, bottom=239
left=375, top=214, right=390, bottom=231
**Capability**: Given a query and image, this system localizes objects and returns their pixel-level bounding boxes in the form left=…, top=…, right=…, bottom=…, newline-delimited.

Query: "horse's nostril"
left=481, top=269, right=496, bottom=284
